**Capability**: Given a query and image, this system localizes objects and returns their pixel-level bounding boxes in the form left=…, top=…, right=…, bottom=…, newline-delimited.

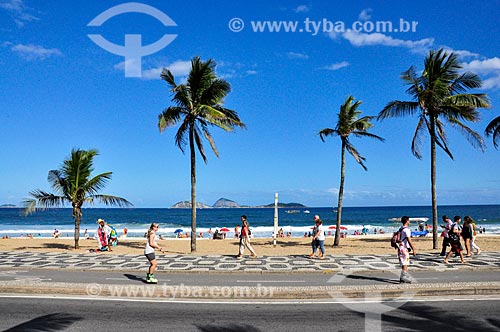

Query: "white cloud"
left=10, top=43, right=62, bottom=60
left=444, top=48, right=479, bottom=59
left=461, top=57, right=500, bottom=90
left=294, top=5, right=309, bottom=13
left=139, top=60, right=191, bottom=80
left=461, top=57, right=500, bottom=72
left=340, top=30, right=434, bottom=52
left=246, top=70, right=257, bottom=75
left=358, top=8, right=372, bottom=21
left=0, top=0, right=38, bottom=27
left=323, top=61, right=349, bottom=71
left=286, top=52, right=309, bottom=59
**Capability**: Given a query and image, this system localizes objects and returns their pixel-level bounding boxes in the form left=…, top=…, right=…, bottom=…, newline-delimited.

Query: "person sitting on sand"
left=52, top=228, right=61, bottom=238
left=278, top=228, right=284, bottom=238
left=234, top=225, right=240, bottom=239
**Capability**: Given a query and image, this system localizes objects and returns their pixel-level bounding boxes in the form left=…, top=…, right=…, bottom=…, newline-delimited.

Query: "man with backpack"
left=397, top=216, right=417, bottom=283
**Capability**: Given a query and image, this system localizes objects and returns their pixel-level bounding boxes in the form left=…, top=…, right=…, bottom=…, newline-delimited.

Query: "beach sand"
left=0, top=234, right=497, bottom=256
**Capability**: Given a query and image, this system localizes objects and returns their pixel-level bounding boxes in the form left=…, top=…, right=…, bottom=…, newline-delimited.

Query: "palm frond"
left=158, top=107, right=183, bottom=132
left=445, top=94, right=490, bottom=110
left=160, top=68, right=177, bottom=90
left=449, top=72, right=483, bottom=94
left=352, top=131, right=385, bottom=142
left=485, top=116, right=500, bottom=149
left=201, top=79, right=231, bottom=105
left=47, top=170, right=68, bottom=197
left=411, top=117, right=427, bottom=159
left=318, top=128, right=337, bottom=142
left=174, top=120, right=190, bottom=153
left=202, top=125, right=219, bottom=158
left=345, top=140, right=368, bottom=171
left=88, top=195, right=132, bottom=207
left=23, top=190, right=68, bottom=215
left=83, top=172, right=112, bottom=197
left=447, top=118, right=486, bottom=152
left=433, top=119, right=454, bottom=159
left=193, top=125, right=208, bottom=163
left=378, top=101, right=419, bottom=120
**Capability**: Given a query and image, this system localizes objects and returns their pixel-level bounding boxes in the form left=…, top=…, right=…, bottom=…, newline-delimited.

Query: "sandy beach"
left=1, top=234, right=498, bottom=256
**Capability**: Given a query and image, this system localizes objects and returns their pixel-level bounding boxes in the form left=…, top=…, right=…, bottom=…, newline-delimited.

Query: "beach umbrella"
left=329, top=225, right=348, bottom=230
left=220, top=227, right=230, bottom=232
left=174, top=229, right=183, bottom=234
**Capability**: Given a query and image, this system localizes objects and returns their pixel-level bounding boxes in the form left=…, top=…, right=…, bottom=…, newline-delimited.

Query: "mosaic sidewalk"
left=1, top=251, right=500, bottom=273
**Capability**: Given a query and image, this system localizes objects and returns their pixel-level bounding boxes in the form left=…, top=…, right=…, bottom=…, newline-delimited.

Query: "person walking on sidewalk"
left=465, top=216, right=481, bottom=254
left=444, top=216, right=465, bottom=264
left=398, top=216, right=416, bottom=283
left=144, top=222, right=164, bottom=283
left=440, top=215, right=453, bottom=256
left=237, top=215, right=257, bottom=259
left=309, top=215, right=325, bottom=259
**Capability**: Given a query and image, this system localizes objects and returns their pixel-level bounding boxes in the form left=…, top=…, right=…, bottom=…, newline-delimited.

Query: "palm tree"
left=158, top=56, right=246, bottom=253
left=485, top=116, right=500, bottom=149
left=319, top=96, right=384, bottom=246
left=24, top=149, right=132, bottom=249
left=378, top=48, right=490, bottom=249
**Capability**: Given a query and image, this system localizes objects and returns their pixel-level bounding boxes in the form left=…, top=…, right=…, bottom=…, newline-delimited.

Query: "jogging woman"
left=144, top=222, right=164, bottom=283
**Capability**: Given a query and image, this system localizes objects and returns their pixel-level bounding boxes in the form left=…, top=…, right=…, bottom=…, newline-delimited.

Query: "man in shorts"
left=398, top=216, right=417, bottom=283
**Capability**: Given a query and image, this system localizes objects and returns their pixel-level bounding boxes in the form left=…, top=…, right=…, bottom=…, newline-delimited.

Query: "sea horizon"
left=1, top=204, right=499, bottom=239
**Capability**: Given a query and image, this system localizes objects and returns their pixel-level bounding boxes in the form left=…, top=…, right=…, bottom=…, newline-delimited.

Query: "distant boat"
left=285, top=210, right=300, bottom=214
left=303, top=210, right=310, bottom=214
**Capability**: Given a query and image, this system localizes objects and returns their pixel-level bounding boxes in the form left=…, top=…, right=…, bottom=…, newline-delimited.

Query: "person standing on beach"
left=309, top=215, right=325, bottom=259
left=398, top=216, right=416, bottom=283
left=96, top=219, right=109, bottom=251
left=144, top=222, right=164, bottom=284
left=237, top=215, right=257, bottom=259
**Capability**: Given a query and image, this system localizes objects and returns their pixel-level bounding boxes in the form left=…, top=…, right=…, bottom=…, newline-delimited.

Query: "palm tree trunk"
left=430, top=117, right=438, bottom=249
left=189, top=128, right=197, bottom=253
left=73, top=206, right=81, bottom=249
left=334, top=141, right=346, bottom=246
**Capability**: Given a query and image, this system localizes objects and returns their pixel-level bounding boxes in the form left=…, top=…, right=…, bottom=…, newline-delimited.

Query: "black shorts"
left=145, top=253, right=156, bottom=262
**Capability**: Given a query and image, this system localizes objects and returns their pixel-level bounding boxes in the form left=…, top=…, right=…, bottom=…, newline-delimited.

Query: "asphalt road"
left=1, top=268, right=500, bottom=287
left=1, top=296, right=500, bottom=331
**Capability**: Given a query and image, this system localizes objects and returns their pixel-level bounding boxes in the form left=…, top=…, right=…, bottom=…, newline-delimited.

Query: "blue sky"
left=1, top=0, right=500, bottom=208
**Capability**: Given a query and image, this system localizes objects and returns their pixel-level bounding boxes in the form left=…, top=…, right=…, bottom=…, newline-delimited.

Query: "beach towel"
left=97, top=227, right=108, bottom=248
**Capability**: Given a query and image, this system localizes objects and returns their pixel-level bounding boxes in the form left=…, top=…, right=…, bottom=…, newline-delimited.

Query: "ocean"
left=1, top=205, right=499, bottom=239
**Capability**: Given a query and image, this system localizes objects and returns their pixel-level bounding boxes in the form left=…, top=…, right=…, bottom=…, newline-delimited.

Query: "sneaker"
left=236, top=255, right=243, bottom=259
left=400, top=275, right=412, bottom=283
